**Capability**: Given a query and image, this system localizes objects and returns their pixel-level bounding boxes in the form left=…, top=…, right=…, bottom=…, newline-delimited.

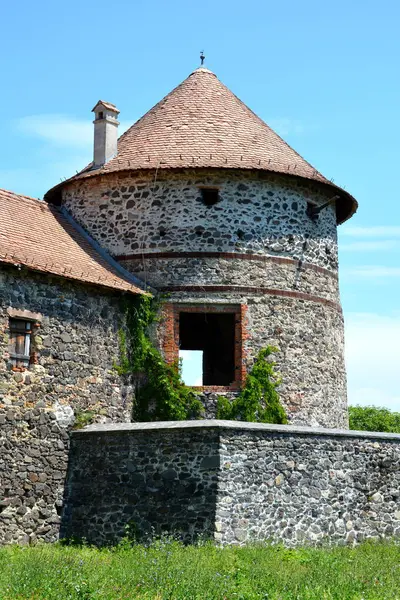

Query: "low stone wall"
left=0, top=407, right=69, bottom=544
left=62, top=424, right=220, bottom=544
left=62, top=421, right=400, bottom=546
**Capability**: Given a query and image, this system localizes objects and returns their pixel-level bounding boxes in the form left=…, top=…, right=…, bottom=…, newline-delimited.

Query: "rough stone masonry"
left=0, top=266, right=130, bottom=544
left=62, top=421, right=400, bottom=547
left=1, top=65, right=361, bottom=547
left=62, top=168, right=348, bottom=428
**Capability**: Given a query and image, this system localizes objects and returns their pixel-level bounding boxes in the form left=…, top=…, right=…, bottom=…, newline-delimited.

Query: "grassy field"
left=0, top=540, right=399, bottom=599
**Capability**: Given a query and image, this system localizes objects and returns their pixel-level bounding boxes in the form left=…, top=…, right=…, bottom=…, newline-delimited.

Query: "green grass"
left=0, top=540, right=399, bottom=599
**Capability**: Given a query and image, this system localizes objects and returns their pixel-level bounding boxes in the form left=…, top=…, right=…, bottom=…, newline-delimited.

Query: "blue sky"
left=1, top=0, right=399, bottom=409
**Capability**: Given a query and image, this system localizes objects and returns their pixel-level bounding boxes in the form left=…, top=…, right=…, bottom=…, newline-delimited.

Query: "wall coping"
left=73, top=419, right=400, bottom=441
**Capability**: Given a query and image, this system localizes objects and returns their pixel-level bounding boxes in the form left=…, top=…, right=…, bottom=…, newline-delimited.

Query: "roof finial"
left=200, top=50, right=205, bottom=66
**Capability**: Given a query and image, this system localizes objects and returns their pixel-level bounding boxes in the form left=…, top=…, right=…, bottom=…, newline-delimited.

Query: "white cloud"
left=5, top=114, right=134, bottom=197
left=15, top=114, right=132, bottom=150
left=341, top=225, right=400, bottom=238
left=345, top=312, right=400, bottom=410
left=17, top=115, right=94, bottom=148
left=268, top=118, right=304, bottom=136
left=345, top=265, right=400, bottom=278
left=0, top=156, right=91, bottom=199
left=340, top=240, right=400, bottom=252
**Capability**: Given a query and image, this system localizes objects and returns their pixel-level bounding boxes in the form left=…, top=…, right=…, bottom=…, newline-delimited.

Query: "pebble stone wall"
left=0, top=265, right=131, bottom=544
left=62, top=421, right=400, bottom=547
left=159, top=290, right=347, bottom=429
left=62, top=169, right=338, bottom=270
left=61, top=168, right=347, bottom=428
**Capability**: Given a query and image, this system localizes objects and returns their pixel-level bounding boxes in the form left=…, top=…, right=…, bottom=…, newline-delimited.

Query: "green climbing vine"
left=116, top=295, right=203, bottom=422
left=216, top=346, right=288, bottom=424
left=116, top=297, right=286, bottom=425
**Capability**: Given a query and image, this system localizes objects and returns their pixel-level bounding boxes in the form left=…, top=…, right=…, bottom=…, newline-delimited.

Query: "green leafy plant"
left=1, top=540, right=399, bottom=599
left=216, top=346, right=287, bottom=424
left=73, top=410, right=96, bottom=430
left=349, top=405, right=400, bottom=433
left=116, top=295, right=203, bottom=422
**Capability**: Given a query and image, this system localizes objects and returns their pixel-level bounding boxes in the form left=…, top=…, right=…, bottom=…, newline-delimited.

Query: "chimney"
left=92, top=100, right=120, bottom=168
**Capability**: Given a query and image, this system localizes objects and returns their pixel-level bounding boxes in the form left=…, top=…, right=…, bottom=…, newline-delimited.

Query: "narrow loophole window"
left=200, top=188, right=220, bottom=207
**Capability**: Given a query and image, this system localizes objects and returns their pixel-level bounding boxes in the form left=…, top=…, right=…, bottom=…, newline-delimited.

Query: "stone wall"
left=218, top=426, right=400, bottom=545
left=0, top=265, right=130, bottom=543
left=62, top=169, right=338, bottom=270
left=159, top=291, right=347, bottom=429
left=61, top=168, right=347, bottom=428
left=119, top=254, right=339, bottom=304
left=62, top=421, right=400, bottom=547
left=62, top=425, right=220, bottom=544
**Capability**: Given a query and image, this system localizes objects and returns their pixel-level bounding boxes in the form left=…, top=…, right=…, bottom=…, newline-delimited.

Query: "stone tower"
left=46, top=66, right=357, bottom=428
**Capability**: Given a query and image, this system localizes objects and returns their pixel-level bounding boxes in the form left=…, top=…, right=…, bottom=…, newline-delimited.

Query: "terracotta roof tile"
left=46, top=67, right=357, bottom=223
left=92, top=100, right=119, bottom=113
left=0, top=188, right=145, bottom=295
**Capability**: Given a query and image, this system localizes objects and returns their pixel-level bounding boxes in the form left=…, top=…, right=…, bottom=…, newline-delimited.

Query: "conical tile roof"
left=46, top=67, right=357, bottom=223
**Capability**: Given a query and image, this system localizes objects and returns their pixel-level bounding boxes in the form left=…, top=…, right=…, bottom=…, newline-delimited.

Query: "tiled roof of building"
left=46, top=67, right=357, bottom=223
left=0, top=188, right=145, bottom=294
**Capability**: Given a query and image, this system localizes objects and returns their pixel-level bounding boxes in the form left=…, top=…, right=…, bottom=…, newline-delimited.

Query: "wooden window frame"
left=8, top=318, right=36, bottom=369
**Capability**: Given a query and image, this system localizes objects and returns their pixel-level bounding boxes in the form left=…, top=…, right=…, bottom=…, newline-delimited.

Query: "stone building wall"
left=0, top=265, right=130, bottom=544
left=61, top=169, right=338, bottom=270
left=61, top=168, right=346, bottom=428
left=159, top=290, right=346, bottom=429
left=120, top=254, right=339, bottom=303
left=62, top=421, right=400, bottom=547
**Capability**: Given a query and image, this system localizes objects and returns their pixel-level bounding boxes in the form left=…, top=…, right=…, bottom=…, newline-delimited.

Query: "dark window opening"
left=306, top=202, right=316, bottom=221
left=9, top=319, right=32, bottom=368
left=179, top=312, right=235, bottom=386
left=200, top=188, right=220, bottom=207
left=98, top=111, right=104, bottom=120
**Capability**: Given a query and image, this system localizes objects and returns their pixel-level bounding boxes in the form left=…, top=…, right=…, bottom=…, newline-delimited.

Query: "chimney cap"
left=92, top=100, right=120, bottom=114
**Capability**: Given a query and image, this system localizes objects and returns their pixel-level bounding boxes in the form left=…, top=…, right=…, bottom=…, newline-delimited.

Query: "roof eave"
left=0, top=256, right=147, bottom=296
left=44, top=165, right=357, bottom=225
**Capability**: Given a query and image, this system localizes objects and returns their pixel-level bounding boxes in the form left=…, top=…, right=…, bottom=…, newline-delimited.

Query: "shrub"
left=216, top=346, right=288, bottom=424
left=72, top=410, right=96, bottom=430
left=116, top=295, right=203, bottom=422
left=348, top=405, right=400, bottom=433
